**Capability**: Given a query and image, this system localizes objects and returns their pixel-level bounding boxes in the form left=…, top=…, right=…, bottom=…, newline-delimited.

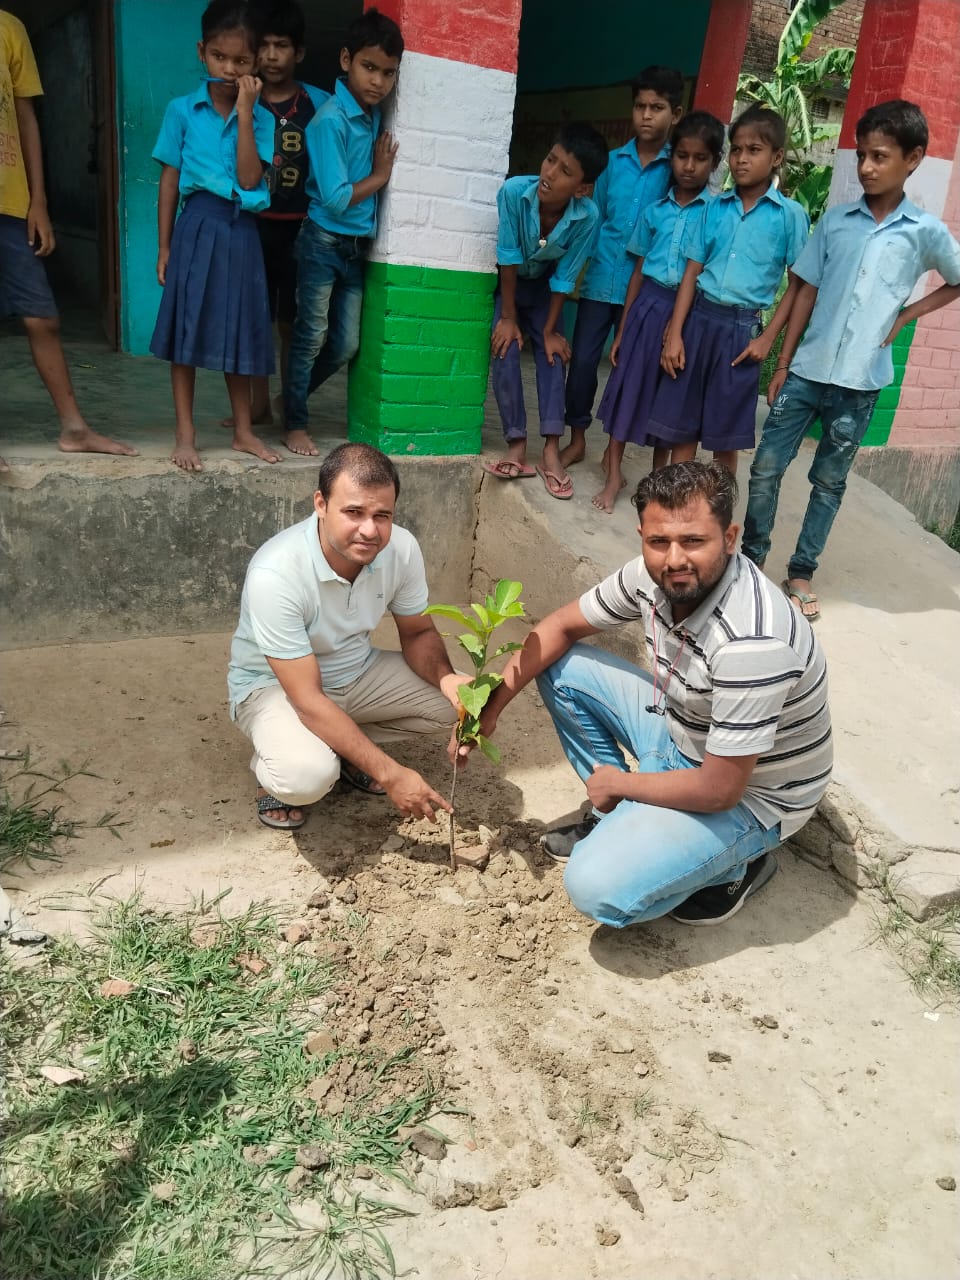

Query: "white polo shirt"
left=228, top=514, right=429, bottom=716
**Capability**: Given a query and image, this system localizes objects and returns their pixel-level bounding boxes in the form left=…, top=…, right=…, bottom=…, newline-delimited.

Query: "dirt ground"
left=2, top=632, right=958, bottom=1280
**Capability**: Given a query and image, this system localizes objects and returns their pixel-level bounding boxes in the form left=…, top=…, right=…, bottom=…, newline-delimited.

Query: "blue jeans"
left=537, top=645, right=781, bottom=927
left=283, top=221, right=367, bottom=431
left=742, top=373, right=880, bottom=579
left=491, top=275, right=566, bottom=442
left=564, top=297, right=623, bottom=428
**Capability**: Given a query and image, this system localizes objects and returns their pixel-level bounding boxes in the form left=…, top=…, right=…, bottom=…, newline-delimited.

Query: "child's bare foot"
left=283, top=429, right=319, bottom=457
left=220, top=406, right=274, bottom=429
left=559, top=428, right=587, bottom=469
left=232, top=431, right=281, bottom=464
left=172, top=442, right=203, bottom=471
left=59, top=426, right=138, bottom=456
left=591, top=475, right=626, bottom=513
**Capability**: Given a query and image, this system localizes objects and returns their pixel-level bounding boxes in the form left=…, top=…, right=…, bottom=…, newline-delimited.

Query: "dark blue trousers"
left=564, top=297, right=623, bottom=429
left=491, top=275, right=566, bottom=443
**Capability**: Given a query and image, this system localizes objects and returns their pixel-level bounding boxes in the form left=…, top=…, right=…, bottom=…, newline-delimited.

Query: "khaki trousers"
left=235, top=649, right=456, bottom=805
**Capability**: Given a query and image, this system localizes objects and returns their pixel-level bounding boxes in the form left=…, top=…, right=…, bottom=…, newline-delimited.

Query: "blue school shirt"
left=580, top=141, right=672, bottom=304
left=496, top=176, right=599, bottom=295
left=627, top=188, right=713, bottom=290
left=305, top=77, right=382, bottom=237
left=688, top=184, right=809, bottom=310
left=790, top=196, right=960, bottom=391
left=152, top=84, right=274, bottom=213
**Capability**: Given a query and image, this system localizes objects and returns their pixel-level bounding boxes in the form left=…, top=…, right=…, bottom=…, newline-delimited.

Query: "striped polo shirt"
left=579, top=553, right=832, bottom=837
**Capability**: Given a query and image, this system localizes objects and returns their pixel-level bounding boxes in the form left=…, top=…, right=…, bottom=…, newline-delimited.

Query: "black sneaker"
left=669, top=853, right=779, bottom=926
left=540, top=812, right=600, bottom=863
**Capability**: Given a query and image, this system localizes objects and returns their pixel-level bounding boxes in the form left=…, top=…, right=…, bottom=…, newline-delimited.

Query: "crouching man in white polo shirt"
left=456, top=461, right=833, bottom=927
left=229, top=443, right=466, bottom=830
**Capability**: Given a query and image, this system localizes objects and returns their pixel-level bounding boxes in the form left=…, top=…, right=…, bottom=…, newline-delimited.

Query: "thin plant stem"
left=448, top=735, right=462, bottom=869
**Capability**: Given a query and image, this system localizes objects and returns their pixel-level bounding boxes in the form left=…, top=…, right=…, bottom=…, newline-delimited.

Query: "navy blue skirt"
left=597, top=279, right=676, bottom=446
left=150, top=192, right=275, bottom=376
left=646, top=293, right=763, bottom=450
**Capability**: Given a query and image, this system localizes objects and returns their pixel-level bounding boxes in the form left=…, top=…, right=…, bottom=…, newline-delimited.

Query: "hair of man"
left=317, top=443, right=401, bottom=501
left=632, top=460, right=738, bottom=530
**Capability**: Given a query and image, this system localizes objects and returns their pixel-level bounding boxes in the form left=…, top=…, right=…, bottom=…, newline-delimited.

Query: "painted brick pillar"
left=347, top=0, right=522, bottom=456
left=829, top=0, right=960, bottom=447
left=693, top=0, right=753, bottom=120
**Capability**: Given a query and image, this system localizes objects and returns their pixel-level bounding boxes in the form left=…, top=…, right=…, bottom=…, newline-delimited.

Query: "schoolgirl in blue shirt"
left=150, top=0, right=277, bottom=472
left=653, top=106, right=810, bottom=476
left=594, top=112, right=724, bottom=513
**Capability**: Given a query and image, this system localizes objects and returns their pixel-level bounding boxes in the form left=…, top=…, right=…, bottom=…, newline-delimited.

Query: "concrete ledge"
left=852, top=444, right=960, bottom=534
left=0, top=454, right=479, bottom=649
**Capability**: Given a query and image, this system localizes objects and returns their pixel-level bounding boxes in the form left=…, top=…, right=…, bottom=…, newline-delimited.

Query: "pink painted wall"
left=891, top=124, right=960, bottom=447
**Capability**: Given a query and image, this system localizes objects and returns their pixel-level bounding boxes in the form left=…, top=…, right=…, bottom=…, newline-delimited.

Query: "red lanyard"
left=645, top=613, right=687, bottom=716
left=263, top=87, right=304, bottom=127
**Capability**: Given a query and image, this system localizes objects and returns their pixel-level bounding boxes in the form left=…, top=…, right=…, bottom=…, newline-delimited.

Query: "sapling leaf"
left=471, top=603, right=491, bottom=629
left=493, top=641, right=524, bottom=658
left=458, top=683, right=493, bottom=719
left=476, top=735, right=501, bottom=764
left=424, top=604, right=481, bottom=634
left=494, top=580, right=523, bottom=610
left=457, top=632, right=485, bottom=669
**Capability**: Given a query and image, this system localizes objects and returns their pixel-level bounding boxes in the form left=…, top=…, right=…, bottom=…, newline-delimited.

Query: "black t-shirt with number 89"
left=261, top=86, right=320, bottom=220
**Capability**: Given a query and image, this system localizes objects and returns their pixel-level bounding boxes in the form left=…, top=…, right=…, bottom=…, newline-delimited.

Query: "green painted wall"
left=115, top=0, right=198, bottom=355
left=516, top=0, right=712, bottom=92
left=349, top=263, right=495, bottom=455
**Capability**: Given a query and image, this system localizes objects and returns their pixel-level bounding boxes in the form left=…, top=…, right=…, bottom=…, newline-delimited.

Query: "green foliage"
left=424, top=579, right=525, bottom=763
left=737, top=0, right=855, bottom=214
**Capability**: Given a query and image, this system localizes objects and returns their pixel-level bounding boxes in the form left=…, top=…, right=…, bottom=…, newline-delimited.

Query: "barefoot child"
left=594, top=111, right=724, bottom=513
left=742, top=100, right=960, bottom=621
left=560, top=66, right=684, bottom=471
left=0, top=8, right=136, bottom=466
left=652, top=106, right=809, bottom=476
left=282, top=8, right=403, bottom=441
left=151, top=0, right=279, bottom=472
left=223, top=0, right=328, bottom=455
left=487, top=123, right=608, bottom=500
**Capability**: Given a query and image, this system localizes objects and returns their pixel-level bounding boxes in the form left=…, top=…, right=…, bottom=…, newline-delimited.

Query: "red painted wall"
left=693, top=0, right=752, bottom=120
left=840, top=0, right=960, bottom=160
left=370, top=0, right=523, bottom=74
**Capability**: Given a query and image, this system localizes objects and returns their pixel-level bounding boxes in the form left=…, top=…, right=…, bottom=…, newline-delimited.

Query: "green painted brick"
left=875, top=385, right=901, bottom=411
left=863, top=407, right=894, bottom=445
left=376, top=427, right=482, bottom=455
left=367, top=260, right=496, bottom=297
left=379, top=347, right=455, bottom=376
left=452, top=346, right=493, bottom=378
left=376, top=373, right=482, bottom=405
left=378, top=287, right=482, bottom=321
left=348, top=397, right=484, bottom=434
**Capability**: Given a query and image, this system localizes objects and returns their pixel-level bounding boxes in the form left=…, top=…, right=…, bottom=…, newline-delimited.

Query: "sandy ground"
left=2, top=632, right=958, bottom=1280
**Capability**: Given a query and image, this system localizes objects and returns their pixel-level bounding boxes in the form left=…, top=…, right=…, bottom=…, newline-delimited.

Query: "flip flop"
left=256, top=793, right=306, bottom=830
left=339, top=759, right=387, bottom=795
left=536, top=466, right=574, bottom=500
left=482, top=459, right=537, bottom=480
left=782, top=580, right=820, bottom=622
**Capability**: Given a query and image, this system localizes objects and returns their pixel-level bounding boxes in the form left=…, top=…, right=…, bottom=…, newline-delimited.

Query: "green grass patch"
left=1, top=897, right=442, bottom=1279
left=0, top=754, right=123, bottom=876
left=868, top=870, right=960, bottom=1006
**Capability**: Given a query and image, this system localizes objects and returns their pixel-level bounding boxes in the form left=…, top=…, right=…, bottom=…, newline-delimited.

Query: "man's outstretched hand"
left=383, top=764, right=453, bottom=823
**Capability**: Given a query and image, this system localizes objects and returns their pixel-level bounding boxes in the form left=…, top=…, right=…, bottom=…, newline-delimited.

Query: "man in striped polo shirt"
left=461, top=461, right=831, bottom=927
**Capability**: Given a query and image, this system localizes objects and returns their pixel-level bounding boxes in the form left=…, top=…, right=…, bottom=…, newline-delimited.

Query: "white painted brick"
left=371, top=50, right=516, bottom=275
left=430, top=197, right=499, bottom=235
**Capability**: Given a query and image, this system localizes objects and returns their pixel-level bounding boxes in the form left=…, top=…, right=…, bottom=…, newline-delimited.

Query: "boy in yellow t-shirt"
left=0, top=10, right=135, bottom=467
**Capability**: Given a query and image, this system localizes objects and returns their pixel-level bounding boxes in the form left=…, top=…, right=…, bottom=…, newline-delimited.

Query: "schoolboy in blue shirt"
left=743, top=100, right=960, bottom=621
left=283, top=7, right=402, bottom=444
left=561, top=66, right=684, bottom=470
left=487, top=123, right=608, bottom=500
